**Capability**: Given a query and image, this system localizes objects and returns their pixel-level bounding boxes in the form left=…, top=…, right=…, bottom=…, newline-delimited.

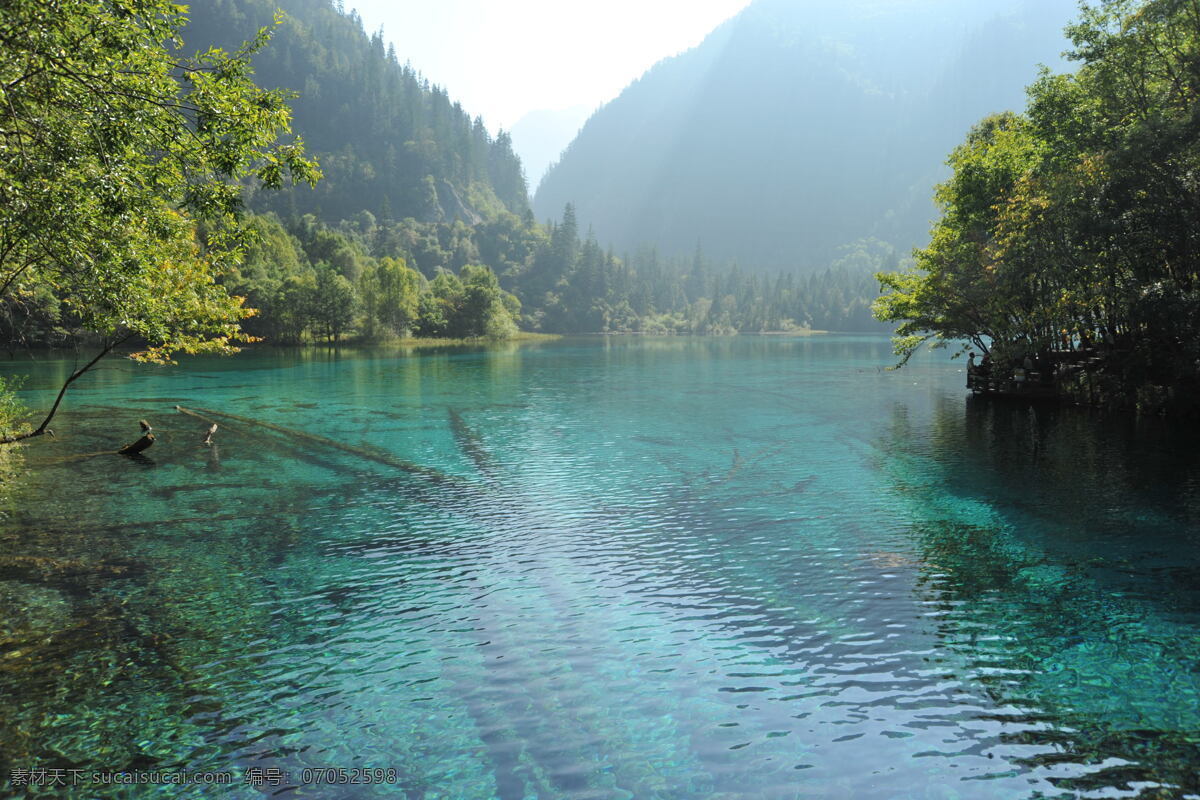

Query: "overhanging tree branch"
left=0, top=333, right=130, bottom=443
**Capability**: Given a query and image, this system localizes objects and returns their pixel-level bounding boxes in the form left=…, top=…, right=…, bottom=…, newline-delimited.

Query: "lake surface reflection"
left=1, top=336, right=1198, bottom=798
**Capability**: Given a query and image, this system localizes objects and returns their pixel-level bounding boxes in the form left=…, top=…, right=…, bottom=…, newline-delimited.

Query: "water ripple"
left=2, top=339, right=1199, bottom=798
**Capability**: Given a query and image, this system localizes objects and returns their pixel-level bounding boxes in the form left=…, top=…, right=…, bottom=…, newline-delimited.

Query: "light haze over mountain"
left=510, top=106, right=593, bottom=189
left=534, top=0, right=1079, bottom=273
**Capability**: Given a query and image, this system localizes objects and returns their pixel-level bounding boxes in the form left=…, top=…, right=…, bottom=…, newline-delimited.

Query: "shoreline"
left=0, top=330, right=900, bottom=365
left=582, top=329, right=830, bottom=336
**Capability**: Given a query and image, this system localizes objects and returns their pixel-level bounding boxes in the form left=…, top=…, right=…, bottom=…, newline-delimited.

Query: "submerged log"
left=33, top=418, right=158, bottom=464
left=175, top=405, right=217, bottom=426
left=115, top=418, right=157, bottom=455
left=117, top=432, right=155, bottom=456
left=175, top=404, right=467, bottom=486
left=448, top=408, right=498, bottom=480
left=175, top=405, right=219, bottom=445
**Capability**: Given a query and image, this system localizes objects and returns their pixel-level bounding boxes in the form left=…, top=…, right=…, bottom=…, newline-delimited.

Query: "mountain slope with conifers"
left=184, top=0, right=530, bottom=225
left=22, top=0, right=913, bottom=346
left=534, top=0, right=1078, bottom=273
left=166, top=0, right=898, bottom=339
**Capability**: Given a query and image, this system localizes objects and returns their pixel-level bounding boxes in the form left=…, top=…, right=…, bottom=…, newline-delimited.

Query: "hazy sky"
left=347, top=0, right=752, bottom=132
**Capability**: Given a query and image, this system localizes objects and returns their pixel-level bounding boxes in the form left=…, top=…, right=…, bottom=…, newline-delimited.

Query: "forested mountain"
left=44, top=0, right=909, bottom=342
left=534, top=0, right=1077, bottom=273
left=0, top=0, right=1100, bottom=348
left=157, top=0, right=894, bottom=337
left=184, top=0, right=530, bottom=224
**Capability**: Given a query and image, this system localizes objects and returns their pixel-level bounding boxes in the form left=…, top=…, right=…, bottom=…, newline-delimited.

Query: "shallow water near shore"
left=1, top=335, right=1199, bottom=799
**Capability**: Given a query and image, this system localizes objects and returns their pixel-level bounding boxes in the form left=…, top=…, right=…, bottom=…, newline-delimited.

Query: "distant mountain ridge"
left=511, top=106, right=592, bottom=190
left=533, top=0, right=1078, bottom=273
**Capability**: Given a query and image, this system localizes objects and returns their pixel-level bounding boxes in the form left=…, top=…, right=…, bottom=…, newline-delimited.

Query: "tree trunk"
left=117, top=433, right=156, bottom=455
left=0, top=335, right=129, bottom=444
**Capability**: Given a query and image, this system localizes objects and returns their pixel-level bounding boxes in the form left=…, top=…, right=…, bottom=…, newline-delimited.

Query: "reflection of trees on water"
left=880, top=397, right=1200, bottom=796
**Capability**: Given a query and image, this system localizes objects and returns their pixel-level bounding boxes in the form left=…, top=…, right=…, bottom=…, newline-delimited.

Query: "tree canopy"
left=875, top=0, right=1200, bottom=410
left=0, top=0, right=895, bottom=404
left=0, top=0, right=319, bottom=438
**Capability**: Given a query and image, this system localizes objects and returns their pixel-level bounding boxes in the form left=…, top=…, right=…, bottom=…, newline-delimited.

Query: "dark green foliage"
left=458, top=265, right=520, bottom=339
left=218, top=213, right=520, bottom=343
left=506, top=208, right=893, bottom=334
left=172, top=0, right=895, bottom=340
left=183, top=0, right=530, bottom=224
left=361, top=257, right=423, bottom=338
left=311, top=265, right=357, bottom=342
left=0, top=285, right=66, bottom=352
left=0, top=0, right=894, bottom=357
left=0, top=0, right=319, bottom=440
left=875, top=0, right=1200, bottom=411
left=212, top=206, right=887, bottom=341
left=413, top=292, right=450, bottom=338
left=0, top=376, right=27, bottom=437
left=0, top=0, right=318, bottom=362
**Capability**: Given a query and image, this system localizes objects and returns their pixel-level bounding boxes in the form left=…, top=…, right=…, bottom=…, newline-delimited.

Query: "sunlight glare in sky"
left=348, top=0, right=752, bottom=132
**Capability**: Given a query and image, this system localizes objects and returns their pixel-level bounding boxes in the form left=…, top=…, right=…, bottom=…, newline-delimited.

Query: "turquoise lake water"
left=1, top=335, right=1199, bottom=798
